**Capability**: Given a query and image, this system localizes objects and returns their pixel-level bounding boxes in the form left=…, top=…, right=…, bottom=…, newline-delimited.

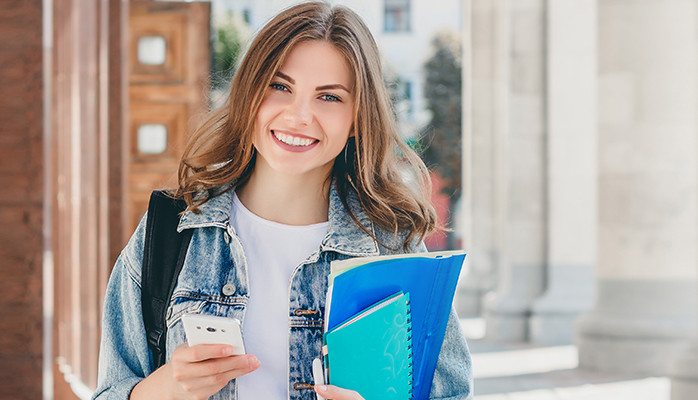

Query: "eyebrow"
left=316, top=84, right=351, bottom=93
left=275, top=72, right=351, bottom=93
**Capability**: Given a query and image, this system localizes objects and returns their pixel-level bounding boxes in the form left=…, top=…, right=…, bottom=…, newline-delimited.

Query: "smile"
left=273, top=130, right=317, bottom=147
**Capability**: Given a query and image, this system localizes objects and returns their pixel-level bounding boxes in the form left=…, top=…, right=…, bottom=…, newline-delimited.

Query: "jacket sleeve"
left=91, top=217, right=153, bottom=400
left=429, top=308, right=474, bottom=399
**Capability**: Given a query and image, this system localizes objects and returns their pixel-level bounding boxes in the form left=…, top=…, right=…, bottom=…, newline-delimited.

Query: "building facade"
left=462, top=1, right=698, bottom=398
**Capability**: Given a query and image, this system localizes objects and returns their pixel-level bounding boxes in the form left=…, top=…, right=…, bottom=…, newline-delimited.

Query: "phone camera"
left=207, top=327, right=216, bottom=332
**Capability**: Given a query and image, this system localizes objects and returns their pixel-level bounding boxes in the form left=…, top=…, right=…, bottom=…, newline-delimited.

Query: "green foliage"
left=212, top=11, right=248, bottom=89
left=420, top=32, right=462, bottom=200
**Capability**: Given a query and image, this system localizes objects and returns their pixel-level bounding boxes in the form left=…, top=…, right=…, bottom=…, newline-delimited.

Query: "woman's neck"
left=235, top=164, right=331, bottom=226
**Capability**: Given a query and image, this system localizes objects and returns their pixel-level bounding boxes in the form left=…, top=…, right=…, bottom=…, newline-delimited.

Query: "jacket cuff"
left=91, top=377, right=142, bottom=400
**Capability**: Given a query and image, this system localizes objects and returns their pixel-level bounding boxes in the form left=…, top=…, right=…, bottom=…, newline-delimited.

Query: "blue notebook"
left=324, top=292, right=413, bottom=400
left=325, top=251, right=465, bottom=400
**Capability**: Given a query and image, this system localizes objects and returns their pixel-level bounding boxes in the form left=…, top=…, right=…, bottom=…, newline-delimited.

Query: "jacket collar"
left=177, top=181, right=380, bottom=257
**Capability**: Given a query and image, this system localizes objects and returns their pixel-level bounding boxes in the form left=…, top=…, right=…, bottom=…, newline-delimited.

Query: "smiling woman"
left=247, top=40, right=355, bottom=214
left=92, top=2, right=473, bottom=400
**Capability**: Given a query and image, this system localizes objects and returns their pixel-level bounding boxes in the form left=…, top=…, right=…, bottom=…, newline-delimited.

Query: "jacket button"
left=222, top=283, right=236, bottom=296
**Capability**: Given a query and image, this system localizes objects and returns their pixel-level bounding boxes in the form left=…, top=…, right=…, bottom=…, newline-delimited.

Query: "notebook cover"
left=326, top=252, right=465, bottom=400
left=325, top=292, right=413, bottom=400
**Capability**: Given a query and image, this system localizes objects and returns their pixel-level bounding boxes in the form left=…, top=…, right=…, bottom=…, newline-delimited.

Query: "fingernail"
left=246, top=355, right=259, bottom=366
left=223, top=346, right=233, bottom=355
left=315, top=385, right=327, bottom=393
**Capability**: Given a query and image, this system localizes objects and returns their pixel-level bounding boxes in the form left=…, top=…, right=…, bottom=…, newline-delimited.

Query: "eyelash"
left=269, top=82, right=343, bottom=103
left=270, top=82, right=289, bottom=92
left=320, top=94, right=341, bottom=103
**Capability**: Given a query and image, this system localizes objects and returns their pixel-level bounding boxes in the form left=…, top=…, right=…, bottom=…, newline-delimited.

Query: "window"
left=137, top=36, right=167, bottom=65
left=137, top=124, right=168, bottom=154
left=403, top=80, right=412, bottom=113
left=384, top=0, right=411, bottom=32
left=390, top=78, right=412, bottom=117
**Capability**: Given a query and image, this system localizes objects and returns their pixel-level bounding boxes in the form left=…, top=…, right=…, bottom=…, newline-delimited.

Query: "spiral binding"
left=406, top=298, right=414, bottom=399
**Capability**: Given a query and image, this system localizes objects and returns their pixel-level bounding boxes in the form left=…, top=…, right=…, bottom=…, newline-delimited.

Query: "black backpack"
left=141, top=190, right=193, bottom=370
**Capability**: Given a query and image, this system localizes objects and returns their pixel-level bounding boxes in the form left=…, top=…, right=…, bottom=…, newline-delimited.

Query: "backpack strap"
left=141, top=190, right=193, bottom=370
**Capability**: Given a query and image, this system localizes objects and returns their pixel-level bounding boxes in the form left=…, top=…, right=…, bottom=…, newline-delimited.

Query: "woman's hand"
left=130, top=343, right=260, bottom=400
left=314, top=384, right=365, bottom=400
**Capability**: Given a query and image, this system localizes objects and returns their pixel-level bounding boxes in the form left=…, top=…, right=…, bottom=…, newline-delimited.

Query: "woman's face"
left=252, top=40, right=355, bottom=181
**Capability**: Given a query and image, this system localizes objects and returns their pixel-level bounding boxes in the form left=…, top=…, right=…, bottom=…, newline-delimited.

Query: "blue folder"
left=326, top=251, right=466, bottom=400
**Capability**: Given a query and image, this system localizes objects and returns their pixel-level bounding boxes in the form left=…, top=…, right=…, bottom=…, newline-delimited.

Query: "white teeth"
left=273, top=131, right=314, bottom=147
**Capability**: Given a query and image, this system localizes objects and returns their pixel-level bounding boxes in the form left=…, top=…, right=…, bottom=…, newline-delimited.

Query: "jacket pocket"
left=166, top=290, right=248, bottom=329
left=166, top=292, right=207, bottom=329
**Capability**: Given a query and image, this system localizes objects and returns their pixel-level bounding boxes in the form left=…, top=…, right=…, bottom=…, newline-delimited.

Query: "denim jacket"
left=92, top=184, right=473, bottom=400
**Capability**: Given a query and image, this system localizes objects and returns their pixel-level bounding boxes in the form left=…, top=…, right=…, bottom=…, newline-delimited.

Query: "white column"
left=458, top=0, right=507, bottom=317
left=670, top=2, right=698, bottom=393
left=482, top=0, right=547, bottom=341
left=575, top=0, right=698, bottom=375
left=671, top=324, right=698, bottom=398
left=528, top=0, right=597, bottom=345
left=455, top=0, right=475, bottom=317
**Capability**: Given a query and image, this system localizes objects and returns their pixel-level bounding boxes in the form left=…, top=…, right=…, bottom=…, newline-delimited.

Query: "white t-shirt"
left=230, top=192, right=328, bottom=399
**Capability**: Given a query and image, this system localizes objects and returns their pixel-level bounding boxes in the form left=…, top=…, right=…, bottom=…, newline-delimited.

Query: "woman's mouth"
left=272, top=130, right=317, bottom=147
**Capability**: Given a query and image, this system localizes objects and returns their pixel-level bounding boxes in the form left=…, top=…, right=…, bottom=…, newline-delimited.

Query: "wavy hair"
left=175, top=1, right=439, bottom=250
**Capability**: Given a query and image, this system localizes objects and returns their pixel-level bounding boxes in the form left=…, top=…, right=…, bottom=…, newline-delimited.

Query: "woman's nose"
left=284, top=96, right=312, bottom=126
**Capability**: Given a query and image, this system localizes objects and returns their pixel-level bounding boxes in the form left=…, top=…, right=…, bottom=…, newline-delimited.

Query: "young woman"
left=93, top=2, right=472, bottom=400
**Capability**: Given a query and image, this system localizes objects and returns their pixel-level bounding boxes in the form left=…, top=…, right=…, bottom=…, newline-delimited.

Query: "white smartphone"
left=181, top=313, right=246, bottom=355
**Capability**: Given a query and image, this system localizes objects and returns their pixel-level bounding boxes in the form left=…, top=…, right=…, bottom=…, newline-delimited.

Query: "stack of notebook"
left=323, top=291, right=413, bottom=399
left=321, top=250, right=466, bottom=400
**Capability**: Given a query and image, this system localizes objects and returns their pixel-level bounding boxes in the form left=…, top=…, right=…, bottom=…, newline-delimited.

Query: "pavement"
left=459, top=318, right=671, bottom=400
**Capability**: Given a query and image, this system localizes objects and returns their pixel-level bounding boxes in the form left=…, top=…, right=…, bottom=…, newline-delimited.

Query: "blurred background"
left=1, top=0, right=697, bottom=399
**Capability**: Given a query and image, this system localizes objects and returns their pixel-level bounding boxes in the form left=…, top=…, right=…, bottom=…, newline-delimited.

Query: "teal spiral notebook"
left=325, top=250, right=465, bottom=400
left=323, top=292, right=413, bottom=400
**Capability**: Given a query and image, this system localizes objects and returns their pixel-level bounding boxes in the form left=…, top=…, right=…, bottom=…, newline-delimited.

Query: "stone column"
left=528, top=0, right=597, bottom=345
left=575, top=0, right=697, bottom=375
left=481, top=0, right=547, bottom=342
left=671, top=321, right=698, bottom=397
left=455, top=0, right=474, bottom=316
left=457, top=0, right=498, bottom=318
left=457, top=0, right=505, bottom=317
left=670, top=2, right=698, bottom=392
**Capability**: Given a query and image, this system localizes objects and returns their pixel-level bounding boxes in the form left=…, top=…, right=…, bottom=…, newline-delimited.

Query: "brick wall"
left=0, top=1, right=44, bottom=398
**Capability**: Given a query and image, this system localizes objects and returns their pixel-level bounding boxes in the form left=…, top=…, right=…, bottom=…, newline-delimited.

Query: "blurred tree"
left=420, top=31, right=462, bottom=245
left=212, top=11, right=250, bottom=91
left=382, top=58, right=413, bottom=130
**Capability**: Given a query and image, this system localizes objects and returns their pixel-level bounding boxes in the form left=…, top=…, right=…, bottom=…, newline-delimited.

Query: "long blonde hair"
left=176, top=1, right=438, bottom=250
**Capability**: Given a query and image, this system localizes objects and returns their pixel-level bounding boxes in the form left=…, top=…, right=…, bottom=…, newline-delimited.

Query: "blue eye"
left=270, top=83, right=288, bottom=91
left=321, top=94, right=341, bottom=103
